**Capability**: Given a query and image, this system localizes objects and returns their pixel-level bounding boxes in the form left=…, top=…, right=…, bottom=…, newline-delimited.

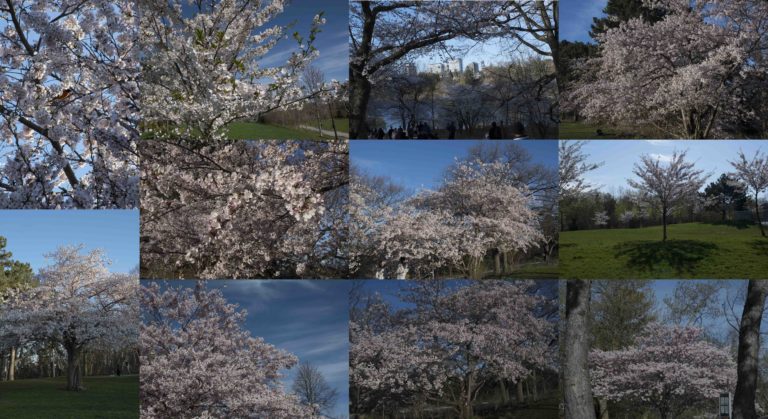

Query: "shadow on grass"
left=704, top=220, right=753, bottom=230
left=751, top=239, right=768, bottom=256
left=614, top=240, right=718, bottom=275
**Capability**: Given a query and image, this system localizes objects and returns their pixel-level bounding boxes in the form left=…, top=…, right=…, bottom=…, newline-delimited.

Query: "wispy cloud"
left=645, top=140, right=674, bottom=146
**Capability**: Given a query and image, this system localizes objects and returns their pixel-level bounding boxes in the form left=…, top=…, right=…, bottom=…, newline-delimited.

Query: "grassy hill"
left=0, top=375, right=138, bottom=419
left=560, top=223, right=768, bottom=279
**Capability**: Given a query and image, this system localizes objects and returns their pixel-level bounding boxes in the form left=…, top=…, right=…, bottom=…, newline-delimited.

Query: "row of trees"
left=368, top=58, right=557, bottom=138
left=561, top=0, right=768, bottom=138
left=349, top=1, right=557, bottom=138
left=350, top=143, right=557, bottom=279
left=0, top=243, right=137, bottom=391
left=560, top=141, right=768, bottom=240
left=140, top=139, right=349, bottom=279
left=350, top=280, right=558, bottom=418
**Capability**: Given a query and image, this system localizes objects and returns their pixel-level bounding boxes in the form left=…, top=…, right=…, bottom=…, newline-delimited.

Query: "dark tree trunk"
left=662, top=204, right=668, bottom=241
left=65, top=344, right=83, bottom=391
left=349, top=71, right=371, bottom=139
left=733, top=280, right=768, bottom=419
left=564, top=279, right=597, bottom=419
left=755, top=192, right=766, bottom=237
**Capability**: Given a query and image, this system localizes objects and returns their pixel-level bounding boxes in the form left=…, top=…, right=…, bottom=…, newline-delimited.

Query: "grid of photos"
left=0, top=0, right=765, bottom=419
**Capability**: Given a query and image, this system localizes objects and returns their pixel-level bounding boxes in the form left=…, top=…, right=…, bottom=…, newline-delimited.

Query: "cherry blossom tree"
left=350, top=280, right=556, bottom=418
left=567, top=0, right=768, bottom=138
left=140, top=0, right=341, bottom=142
left=628, top=150, right=708, bottom=241
left=590, top=323, right=735, bottom=419
left=0, top=0, right=139, bottom=208
left=0, top=246, right=138, bottom=391
left=351, top=159, right=542, bottom=279
left=140, top=139, right=348, bottom=279
left=730, top=149, right=768, bottom=237
left=592, top=210, right=609, bottom=228
left=140, top=281, right=313, bottom=418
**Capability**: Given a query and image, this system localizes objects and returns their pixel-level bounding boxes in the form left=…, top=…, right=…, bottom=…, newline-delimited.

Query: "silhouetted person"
left=376, top=128, right=385, bottom=139
left=395, top=127, right=405, bottom=139
left=116, top=365, right=121, bottom=377
left=447, top=121, right=456, bottom=139
left=488, top=121, right=502, bottom=139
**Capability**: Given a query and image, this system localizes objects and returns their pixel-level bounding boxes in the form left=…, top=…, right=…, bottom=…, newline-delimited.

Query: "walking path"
left=297, top=125, right=349, bottom=139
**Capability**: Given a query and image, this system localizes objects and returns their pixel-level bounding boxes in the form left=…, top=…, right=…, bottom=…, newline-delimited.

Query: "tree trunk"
left=66, top=344, right=83, bottom=391
left=350, top=68, right=372, bottom=138
left=733, top=280, right=768, bottom=419
left=662, top=204, right=668, bottom=241
left=327, top=102, right=339, bottom=141
left=516, top=379, right=525, bottom=402
left=494, top=251, right=501, bottom=275
left=755, top=192, right=766, bottom=237
left=564, top=279, right=597, bottom=419
left=499, top=379, right=509, bottom=403
left=596, top=398, right=610, bottom=419
left=9, top=346, right=16, bottom=381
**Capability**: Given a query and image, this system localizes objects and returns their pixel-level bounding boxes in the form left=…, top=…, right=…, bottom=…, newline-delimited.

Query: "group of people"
left=364, top=120, right=528, bottom=140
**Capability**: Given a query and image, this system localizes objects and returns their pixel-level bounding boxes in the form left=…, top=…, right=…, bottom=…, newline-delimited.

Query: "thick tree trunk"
left=66, top=344, right=83, bottom=391
left=662, top=204, right=668, bottom=241
left=349, top=71, right=371, bottom=138
left=516, top=379, right=525, bottom=402
left=494, top=251, right=501, bottom=275
left=564, top=279, right=597, bottom=419
left=9, top=346, right=16, bottom=381
left=733, top=280, right=768, bottom=419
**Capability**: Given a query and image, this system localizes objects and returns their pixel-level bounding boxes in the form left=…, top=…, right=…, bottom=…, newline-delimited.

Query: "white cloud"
left=649, top=153, right=673, bottom=163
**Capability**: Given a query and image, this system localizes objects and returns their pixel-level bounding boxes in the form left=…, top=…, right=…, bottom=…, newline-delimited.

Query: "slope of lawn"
left=319, top=118, right=349, bottom=133
left=226, top=122, right=332, bottom=140
left=560, top=223, right=768, bottom=279
left=559, top=121, right=642, bottom=139
left=0, top=375, right=138, bottom=419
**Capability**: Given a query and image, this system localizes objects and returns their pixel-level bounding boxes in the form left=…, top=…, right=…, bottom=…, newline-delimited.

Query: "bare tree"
left=302, top=65, right=326, bottom=137
left=628, top=150, right=708, bottom=241
left=292, top=361, right=339, bottom=416
left=733, top=280, right=768, bottom=419
left=730, top=149, right=768, bottom=237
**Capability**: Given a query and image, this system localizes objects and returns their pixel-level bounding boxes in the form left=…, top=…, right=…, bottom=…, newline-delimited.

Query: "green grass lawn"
left=0, top=375, right=138, bottom=419
left=318, top=118, right=349, bottom=133
left=226, top=122, right=332, bottom=140
left=500, top=262, right=559, bottom=279
left=559, top=121, right=643, bottom=139
left=560, top=223, right=768, bottom=279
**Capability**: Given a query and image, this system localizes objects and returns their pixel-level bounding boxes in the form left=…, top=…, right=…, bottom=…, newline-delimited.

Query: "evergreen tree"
left=589, top=0, right=665, bottom=41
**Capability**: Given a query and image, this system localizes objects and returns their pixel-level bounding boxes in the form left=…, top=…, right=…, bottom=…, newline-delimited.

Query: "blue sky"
left=576, top=140, right=768, bottom=196
left=350, top=140, right=558, bottom=192
left=145, top=280, right=350, bottom=418
left=412, top=36, right=544, bottom=70
left=644, top=280, right=746, bottom=342
left=0, top=210, right=138, bottom=274
left=560, top=0, right=607, bottom=42
left=182, top=0, right=348, bottom=81
left=260, top=0, right=348, bottom=81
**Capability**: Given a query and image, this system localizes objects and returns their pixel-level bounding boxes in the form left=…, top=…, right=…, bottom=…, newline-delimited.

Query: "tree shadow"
left=614, top=240, right=718, bottom=275
left=703, top=220, right=752, bottom=230
left=751, top=239, right=768, bottom=257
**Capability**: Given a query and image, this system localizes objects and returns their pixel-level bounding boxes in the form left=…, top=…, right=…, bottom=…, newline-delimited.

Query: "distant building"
left=467, top=62, right=480, bottom=73
left=447, top=58, right=463, bottom=73
left=403, top=62, right=418, bottom=76
left=427, top=63, right=445, bottom=74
